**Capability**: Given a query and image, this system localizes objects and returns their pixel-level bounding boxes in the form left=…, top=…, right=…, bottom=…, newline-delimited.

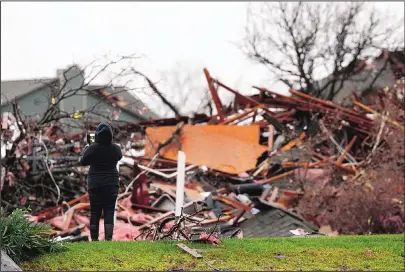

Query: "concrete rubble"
left=1, top=250, right=22, bottom=271
left=1, top=68, right=404, bottom=243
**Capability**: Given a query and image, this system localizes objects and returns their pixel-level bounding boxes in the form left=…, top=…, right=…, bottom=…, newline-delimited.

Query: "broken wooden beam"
left=336, top=136, right=358, bottom=166
left=177, top=243, right=202, bottom=258
left=203, top=68, right=225, bottom=122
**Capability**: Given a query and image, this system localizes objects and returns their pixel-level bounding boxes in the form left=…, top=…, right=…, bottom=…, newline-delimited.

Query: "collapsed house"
left=1, top=65, right=404, bottom=242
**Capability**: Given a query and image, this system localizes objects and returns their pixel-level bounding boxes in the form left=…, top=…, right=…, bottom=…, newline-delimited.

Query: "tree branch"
left=241, top=2, right=404, bottom=102
left=131, top=68, right=181, bottom=117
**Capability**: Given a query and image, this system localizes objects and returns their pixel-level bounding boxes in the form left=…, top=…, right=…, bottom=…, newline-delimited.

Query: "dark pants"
left=89, top=185, right=118, bottom=241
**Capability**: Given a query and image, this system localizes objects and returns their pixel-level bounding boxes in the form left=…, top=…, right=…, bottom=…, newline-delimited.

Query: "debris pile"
left=2, top=68, right=404, bottom=241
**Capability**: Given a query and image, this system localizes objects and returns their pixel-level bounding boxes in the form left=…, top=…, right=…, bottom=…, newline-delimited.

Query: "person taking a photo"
left=80, top=122, right=122, bottom=241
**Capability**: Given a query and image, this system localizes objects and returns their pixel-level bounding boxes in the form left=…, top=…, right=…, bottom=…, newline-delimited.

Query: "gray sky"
left=1, top=2, right=404, bottom=116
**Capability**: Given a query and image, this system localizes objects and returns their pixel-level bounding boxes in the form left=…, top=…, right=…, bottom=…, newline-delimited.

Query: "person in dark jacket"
left=80, top=122, right=122, bottom=241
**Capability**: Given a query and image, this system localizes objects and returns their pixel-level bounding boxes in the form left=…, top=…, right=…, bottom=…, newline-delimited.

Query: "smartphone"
left=87, top=133, right=95, bottom=145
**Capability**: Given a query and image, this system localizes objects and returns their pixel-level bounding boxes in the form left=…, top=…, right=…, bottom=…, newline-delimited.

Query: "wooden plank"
left=336, top=136, right=357, bottom=165
left=352, top=99, right=404, bottom=131
left=204, top=68, right=224, bottom=122
left=268, top=187, right=279, bottom=203
left=177, top=243, right=203, bottom=258
left=260, top=186, right=272, bottom=200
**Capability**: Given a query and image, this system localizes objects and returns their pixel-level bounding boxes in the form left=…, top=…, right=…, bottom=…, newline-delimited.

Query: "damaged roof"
left=239, top=199, right=318, bottom=238
left=84, top=85, right=160, bottom=120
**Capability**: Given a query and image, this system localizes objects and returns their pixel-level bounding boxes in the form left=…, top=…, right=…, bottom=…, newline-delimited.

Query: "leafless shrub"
left=297, top=92, right=404, bottom=234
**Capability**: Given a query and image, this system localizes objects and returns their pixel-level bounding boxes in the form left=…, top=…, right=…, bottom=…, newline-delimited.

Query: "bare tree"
left=242, top=2, right=404, bottom=101
left=135, top=62, right=213, bottom=118
left=160, top=63, right=213, bottom=117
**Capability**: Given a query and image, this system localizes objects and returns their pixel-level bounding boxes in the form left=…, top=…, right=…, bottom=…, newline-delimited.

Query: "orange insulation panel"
left=145, top=125, right=267, bottom=174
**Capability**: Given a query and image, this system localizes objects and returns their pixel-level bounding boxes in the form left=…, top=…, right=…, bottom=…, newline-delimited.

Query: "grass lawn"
left=22, top=234, right=404, bottom=271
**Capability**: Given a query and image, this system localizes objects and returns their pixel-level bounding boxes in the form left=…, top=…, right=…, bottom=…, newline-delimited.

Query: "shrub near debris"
left=0, top=208, right=63, bottom=263
left=298, top=93, right=405, bottom=234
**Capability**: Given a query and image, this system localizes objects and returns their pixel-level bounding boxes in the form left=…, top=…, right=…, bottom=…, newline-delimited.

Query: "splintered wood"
left=177, top=243, right=203, bottom=258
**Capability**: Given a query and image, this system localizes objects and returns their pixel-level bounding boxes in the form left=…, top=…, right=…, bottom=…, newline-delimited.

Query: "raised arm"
left=80, top=145, right=94, bottom=166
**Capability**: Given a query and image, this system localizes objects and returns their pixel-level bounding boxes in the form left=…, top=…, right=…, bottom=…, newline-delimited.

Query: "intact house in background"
left=315, top=49, right=405, bottom=106
left=1, top=65, right=159, bottom=129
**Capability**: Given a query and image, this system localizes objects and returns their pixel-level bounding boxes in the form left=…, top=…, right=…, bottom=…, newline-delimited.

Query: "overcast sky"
left=1, top=2, right=404, bottom=116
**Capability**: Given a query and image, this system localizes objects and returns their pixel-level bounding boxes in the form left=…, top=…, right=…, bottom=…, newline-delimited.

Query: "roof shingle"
left=1, top=78, right=55, bottom=106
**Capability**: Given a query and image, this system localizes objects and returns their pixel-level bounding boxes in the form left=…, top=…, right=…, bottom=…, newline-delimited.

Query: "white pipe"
left=175, top=151, right=186, bottom=217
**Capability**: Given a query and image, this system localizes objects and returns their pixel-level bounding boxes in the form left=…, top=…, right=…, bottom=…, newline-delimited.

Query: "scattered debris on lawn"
left=1, top=69, right=404, bottom=241
left=177, top=243, right=202, bottom=258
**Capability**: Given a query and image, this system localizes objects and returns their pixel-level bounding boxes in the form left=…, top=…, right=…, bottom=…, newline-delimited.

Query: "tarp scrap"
left=145, top=125, right=267, bottom=174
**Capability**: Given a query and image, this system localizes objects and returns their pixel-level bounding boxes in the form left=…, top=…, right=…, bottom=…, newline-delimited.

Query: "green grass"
left=22, top=234, right=404, bottom=271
